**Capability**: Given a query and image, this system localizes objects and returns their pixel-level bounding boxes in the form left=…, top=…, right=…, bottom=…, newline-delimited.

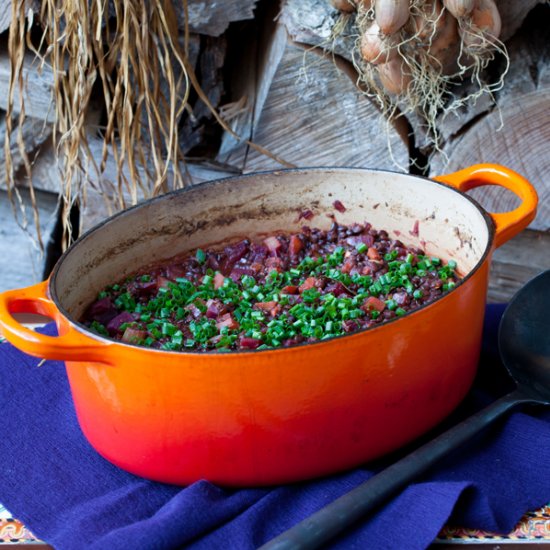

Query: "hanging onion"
left=330, top=0, right=356, bottom=13
left=428, top=8, right=460, bottom=72
left=442, top=0, right=475, bottom=19
left=375, top=0, right=410, bottom=35
left=377, top=57, right=412, bottom=94
left=462, top=0, right=501, bottom=47
left=411, top=0, right=445, bottom=42
left=360, top=21, right=398, bottom=64
left=358, top=0, right=374, bottom=10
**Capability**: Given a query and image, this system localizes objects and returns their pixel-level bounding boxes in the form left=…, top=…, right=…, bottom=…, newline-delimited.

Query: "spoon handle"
left=260, top=389, right=534, bottom=550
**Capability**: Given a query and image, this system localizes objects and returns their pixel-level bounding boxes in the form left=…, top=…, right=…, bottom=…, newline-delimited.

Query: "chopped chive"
left=196, top=249, right=206, bottom=264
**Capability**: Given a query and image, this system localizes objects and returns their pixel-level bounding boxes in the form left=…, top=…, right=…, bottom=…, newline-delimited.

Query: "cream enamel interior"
left=53, top=169, right=492, bottom=320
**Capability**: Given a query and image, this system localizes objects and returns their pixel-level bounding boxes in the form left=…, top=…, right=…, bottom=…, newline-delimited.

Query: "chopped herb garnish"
left=83, top=226, right=460, bottom=351
left=196, top=249, right=206, bottom=264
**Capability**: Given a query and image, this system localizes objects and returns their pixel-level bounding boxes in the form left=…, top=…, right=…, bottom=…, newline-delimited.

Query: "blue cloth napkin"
left=1, top=304, right=549, bottom=550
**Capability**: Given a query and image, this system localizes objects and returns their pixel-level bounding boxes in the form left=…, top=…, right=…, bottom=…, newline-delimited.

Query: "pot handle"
left=434, top=163, right=538, bottom=248
left=0, top=280, right=113, bottom=363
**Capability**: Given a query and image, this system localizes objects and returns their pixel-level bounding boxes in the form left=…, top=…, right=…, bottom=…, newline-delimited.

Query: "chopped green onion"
left=196, top=249, right=206, bottom=264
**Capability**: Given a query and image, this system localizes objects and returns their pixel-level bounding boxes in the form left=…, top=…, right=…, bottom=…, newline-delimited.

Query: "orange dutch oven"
left=0, top=165, right=537, bottom=487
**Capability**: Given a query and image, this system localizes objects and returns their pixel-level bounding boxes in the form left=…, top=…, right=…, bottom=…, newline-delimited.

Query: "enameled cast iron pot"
left=0, top=164, right=537, bottom=487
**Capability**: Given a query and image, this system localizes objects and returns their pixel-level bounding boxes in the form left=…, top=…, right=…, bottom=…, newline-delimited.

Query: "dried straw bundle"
left=5, top=0, right=289, bottom=249
left=7, top=0, right=193, bottom=247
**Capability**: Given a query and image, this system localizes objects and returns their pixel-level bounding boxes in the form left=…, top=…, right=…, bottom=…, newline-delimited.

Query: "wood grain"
left=218, top=20, right=409, bottom=173
left=0, top=187, right=58, bottom=292
left=0, top=0, right=39, bottom=35
left=488, top=229, right=549, bottom=303
left=281, top=0, right=356, bottom=63
left=175, top=0, right=259, bottom=37
left=0, top=51, right=55, bottom=123
left=0, top=114, right=52, bottom=189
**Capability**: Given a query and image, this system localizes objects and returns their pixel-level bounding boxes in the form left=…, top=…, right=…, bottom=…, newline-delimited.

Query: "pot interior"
left=53, top=168, right=492, bottom=320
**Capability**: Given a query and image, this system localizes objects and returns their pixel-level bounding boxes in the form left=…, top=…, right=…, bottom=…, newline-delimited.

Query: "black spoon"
left=260, top=270, right=550, bottom=550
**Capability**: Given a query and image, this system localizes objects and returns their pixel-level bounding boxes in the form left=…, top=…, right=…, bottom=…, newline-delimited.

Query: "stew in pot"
left=81, top=220, right=460, bottom=352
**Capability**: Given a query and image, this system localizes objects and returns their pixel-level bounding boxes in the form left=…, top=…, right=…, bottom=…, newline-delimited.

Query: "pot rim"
left=50, top=166, right=496, bottom=355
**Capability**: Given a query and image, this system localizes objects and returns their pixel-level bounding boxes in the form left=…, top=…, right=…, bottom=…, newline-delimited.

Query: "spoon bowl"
left=499, top=270, right=550, bottom=400
left=262, top=270, right=550, bottom=550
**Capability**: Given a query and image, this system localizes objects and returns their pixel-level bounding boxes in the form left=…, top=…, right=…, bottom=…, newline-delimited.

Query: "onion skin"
left=442, top=0, right=475, bottom=18
left=471, top=0, right=501, bottom=38
left=330, top=0, right=356, bottom=13
left=377, top=58, right=412, bottom=95
left=411, top=0, right=444, bottom=42
left=358, top=0, right=374, bottom=10
left=375, top=0, right=410, bottom=35
left=360, top=21, right=398, bottom=65
left=428, top=8, right=460, bottom=73
left=462, top=0, right=501, bottom=47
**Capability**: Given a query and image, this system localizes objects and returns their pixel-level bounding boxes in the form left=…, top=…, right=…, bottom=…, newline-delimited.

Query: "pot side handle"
left=0, top=280, right=113, bottom=363
left=434, top=163, right=538, bottom=248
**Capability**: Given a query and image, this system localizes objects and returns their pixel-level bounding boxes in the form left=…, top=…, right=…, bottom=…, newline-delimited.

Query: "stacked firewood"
left=0, top=0, right=548, bottom=300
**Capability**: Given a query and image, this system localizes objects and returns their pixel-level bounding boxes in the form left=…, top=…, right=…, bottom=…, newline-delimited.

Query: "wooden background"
left=0, top=0, right=548, bottom=299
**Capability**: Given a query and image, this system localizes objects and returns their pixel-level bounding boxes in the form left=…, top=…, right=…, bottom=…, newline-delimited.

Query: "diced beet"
left=206, top=254, right=220, bottom=271
left=289, top=234, right=303, bottom=257
left=410, top=220, right=420, bottom=237
left=340, top=259, right=354, bottom=274
left=224, top=240, right=249, bottom=263
left=297, top=209, right=314, bottom=221
left=342, top=319, right=358, bottom=333
left=265, top=256, right=283, bottom=273
left=392, top=291, right=411, bottom=306
left=360, top=234, right=374, bottom=247
left=216, top=313, right=239, bottom=331
left=86, top=297, right=119, bottom=324
left=122, top=326, right=147, bottom=344
left=367, top=247, right=381, bottom=261
left=185, top=303, right=203, bottom=319
left=205, top=301, right=220, bottom=319
left=299, top=277, right=318, bottom=293
left=230, top=264, right=260, bottom=281
left=361, top=296, right=386, bottom=313
left=239, top=337, right=262, bottom=350
left=333, top=200, right=346, bottom=213
left=255, top=301, right=281, bottom=317
left=205, top=299, right=226, bottom=319
left=157, top=276, right=173, bottom=290
left=165, top=263, right=187, bottom=280
left=264, top=236, right=282, bottom=255
left=106, top=311, right=135, bottom=335
left=218, top=256, right=235, bottom=276
left=251, top=243, right=268, bottom=262
left=87, top=297, right=114, bottom=317
left=325, top=282, right=348, bottom=297
left=213, top=272, right=226, bottom=289
left=345, top=236, right=361, bottom=247
left=132, top=280, right=158, bottom=297
left=281, top=285, right=298, bottom=295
